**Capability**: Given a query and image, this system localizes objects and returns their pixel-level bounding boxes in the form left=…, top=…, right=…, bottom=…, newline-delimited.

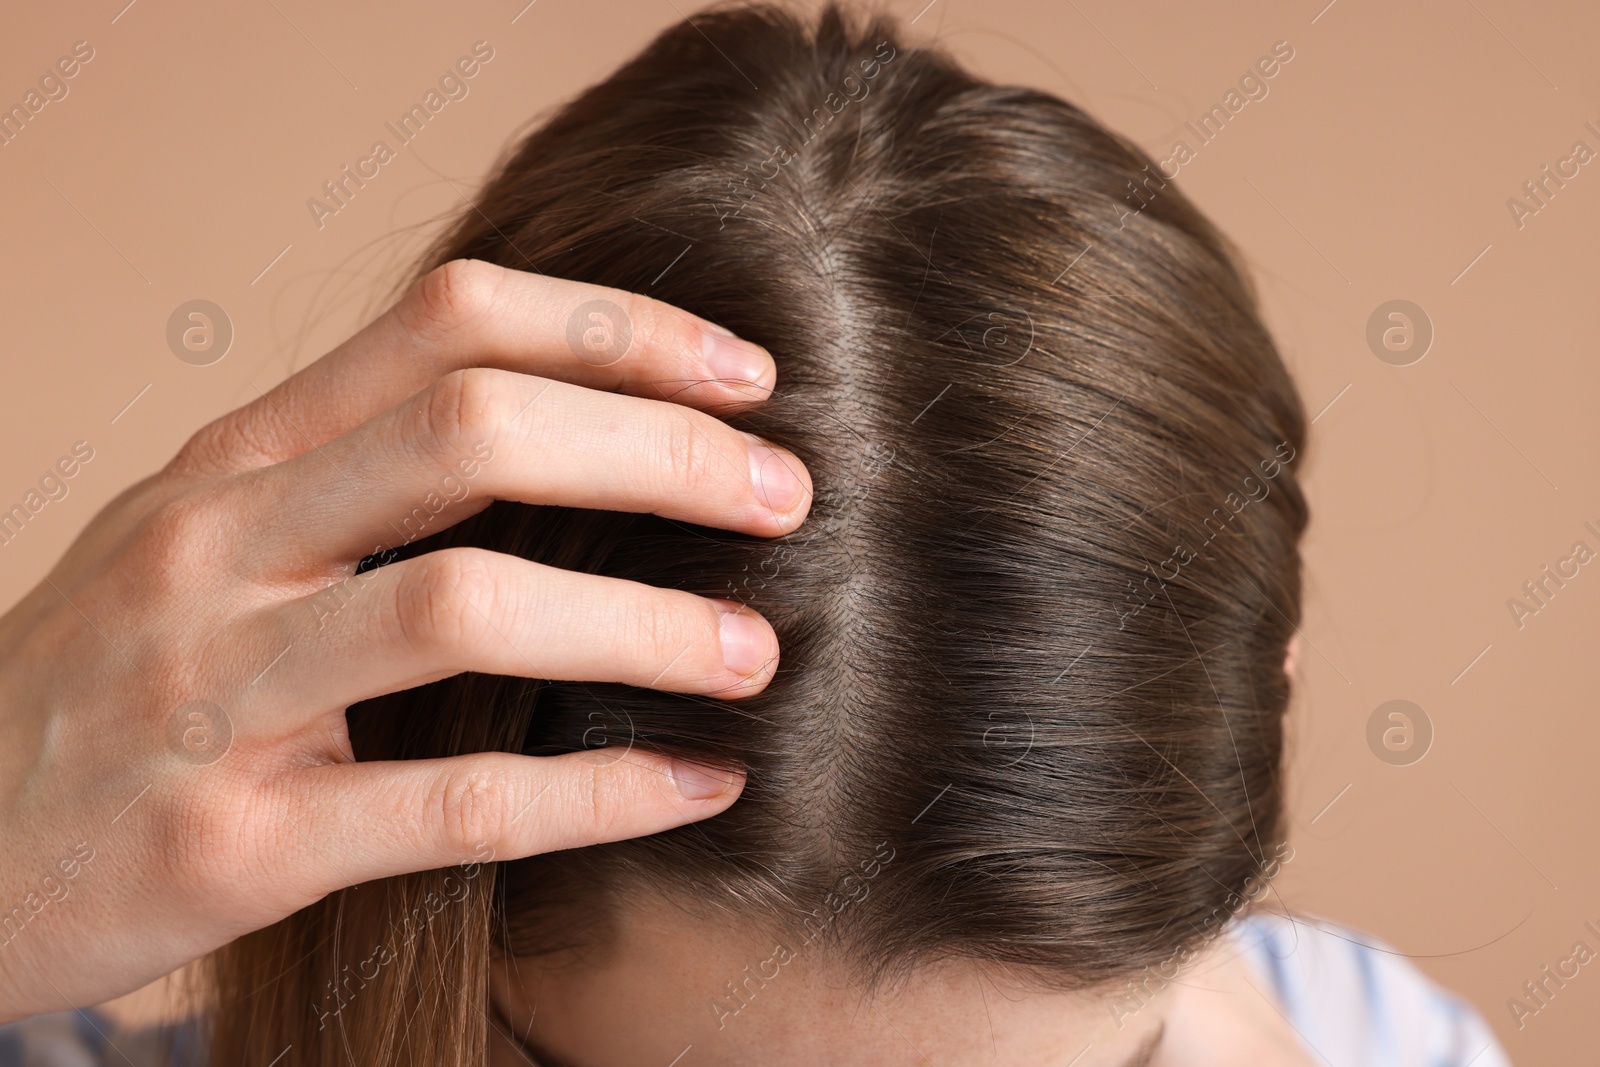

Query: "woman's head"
left=210, top=4, right=1307, bottom=1063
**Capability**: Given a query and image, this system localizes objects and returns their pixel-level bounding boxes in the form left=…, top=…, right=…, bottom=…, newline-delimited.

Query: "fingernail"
left=704, top=330, right=774, bottom=394
left=717, top=602, right=772, bottom=677
left=672, top=758, right=734, bottom=801
left=745, top=435, right=807, bottom=515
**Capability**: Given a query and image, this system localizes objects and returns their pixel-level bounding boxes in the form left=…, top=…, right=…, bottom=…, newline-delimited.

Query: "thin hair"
left=207, top=5, right=1308, bottom=1063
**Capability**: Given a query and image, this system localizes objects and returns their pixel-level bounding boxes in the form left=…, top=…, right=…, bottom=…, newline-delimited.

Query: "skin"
left=485, top=895, right=1324, bottom=1067
left=0, top=260, right=813, bottom=1020
left=481, top=650, right=1316, bottom=1066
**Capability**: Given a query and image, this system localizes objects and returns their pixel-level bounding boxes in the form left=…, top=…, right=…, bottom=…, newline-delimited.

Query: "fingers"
left=236, top=367, right=812, bottom=569
left=286, top=749, right=744, bottom=894
left=182, top=260, right=776, bottom=471
left=254, top=546, right=778, bottom=718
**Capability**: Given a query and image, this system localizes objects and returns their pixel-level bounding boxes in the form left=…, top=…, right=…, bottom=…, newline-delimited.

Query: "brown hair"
left=207, top=4, right=1308, bottom=1062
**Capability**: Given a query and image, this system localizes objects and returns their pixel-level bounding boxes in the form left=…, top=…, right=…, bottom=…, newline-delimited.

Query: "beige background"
left=1, top=0, right=1595, bottom=1061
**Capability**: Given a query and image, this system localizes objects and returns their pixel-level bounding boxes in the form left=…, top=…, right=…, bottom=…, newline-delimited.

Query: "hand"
left=0, top=259, right=812, bottom=1020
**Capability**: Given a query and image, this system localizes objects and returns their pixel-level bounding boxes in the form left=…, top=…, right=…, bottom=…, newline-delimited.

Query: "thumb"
left=287, top=749, right=744, bottom=892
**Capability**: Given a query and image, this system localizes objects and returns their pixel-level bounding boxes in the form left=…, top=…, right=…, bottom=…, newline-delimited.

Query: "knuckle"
left=621, top=291, right=691, bottom=366
left=432, top=765, right=508, bottom=857
left=417, top=367, right=514, bottom=453
left=172, top=419, right=236, bottom=474
left=654, top=410, right=722, bottom=497
left=393, top=548, right=501, bottom=657
left=172, top=405, right=286, bottom=476
left=155, top=774, right=264, bottom=904
left=626, top=591, right=712, bottom=680
left=555, top=758, right=625, bottom=842
left=404, top=258, right=502, bottom=344
left=134, top=489, right=228, bottom=587
left=587, top=764, right=621, bottom=837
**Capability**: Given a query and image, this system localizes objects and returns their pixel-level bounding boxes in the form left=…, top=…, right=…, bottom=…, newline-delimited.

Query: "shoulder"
left=0, top=1007, right=208, bottom=1066
left=1230, top=910, right=1512, bottom=1067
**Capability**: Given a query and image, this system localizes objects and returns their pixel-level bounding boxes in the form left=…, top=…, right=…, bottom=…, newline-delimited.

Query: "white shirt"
left=1231, top=912, right=1511, bottom=1067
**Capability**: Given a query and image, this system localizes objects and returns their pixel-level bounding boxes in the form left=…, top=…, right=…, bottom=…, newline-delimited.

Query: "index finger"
left=187, top=259, right=776, bottom=471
